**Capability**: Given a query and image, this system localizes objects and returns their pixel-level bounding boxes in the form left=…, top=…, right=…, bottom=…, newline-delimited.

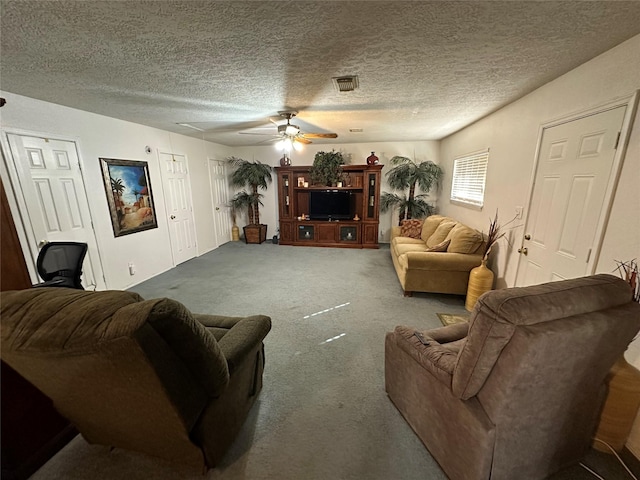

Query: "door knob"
left=170, top=215, right=176, bottom=220
left=38, top=239, right=49, bottom=248
left=215, top=207, right=220, bottom=211
left=518, top=247, right=528, bottom=255
left=524, top=234, right=531, bottom=240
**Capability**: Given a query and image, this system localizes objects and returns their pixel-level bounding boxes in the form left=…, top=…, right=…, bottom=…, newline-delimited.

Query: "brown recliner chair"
left=0, top=287, right=271, bottom=469
left=385, top=274, right=640, bottom=480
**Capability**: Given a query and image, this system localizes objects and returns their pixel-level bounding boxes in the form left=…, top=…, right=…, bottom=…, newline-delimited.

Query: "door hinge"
left=586, top=248, right=592, bottom=263
left=614, top=131, right=621, bottom=149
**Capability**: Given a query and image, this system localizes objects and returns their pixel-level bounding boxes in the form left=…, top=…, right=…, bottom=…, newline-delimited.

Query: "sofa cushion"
left=426, top=221, right=457, bottom=248
left=392, top=237, right=425, bottom=246
left=400, top=219, right=424, bottom=239
left=420, top=215, right=445, bottom=243
left=445, top=224, right=484, bottom=254
left=426, top=239, right=451, bottom=252
left=394, top=243, right=430, bottom=256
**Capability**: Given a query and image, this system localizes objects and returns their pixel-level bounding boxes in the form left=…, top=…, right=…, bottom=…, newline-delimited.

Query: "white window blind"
left=450, top=151, right=489, bottom=208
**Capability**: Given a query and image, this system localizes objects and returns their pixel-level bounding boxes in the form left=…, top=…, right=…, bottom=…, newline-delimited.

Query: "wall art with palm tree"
left=100, top=158, right=158, bottom=237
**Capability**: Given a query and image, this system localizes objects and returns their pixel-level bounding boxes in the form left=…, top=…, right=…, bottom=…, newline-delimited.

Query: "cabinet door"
left=278, top=172, right=293, bottom=219
left=280, top=222, right=293, bottom=244
left=317, top=223, right=337, bottom=243
left=363, top=223, right=379, bottom=245
left=364, top=171, right=380, bottom=220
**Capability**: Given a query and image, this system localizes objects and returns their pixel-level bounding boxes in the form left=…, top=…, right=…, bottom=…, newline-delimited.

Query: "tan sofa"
left=390, top=215, right=486, bottom=296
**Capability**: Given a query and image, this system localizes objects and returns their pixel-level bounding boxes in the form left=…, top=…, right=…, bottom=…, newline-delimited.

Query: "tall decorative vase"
left=465, top=259, right=494, bottom=311
left=594, top=355, right=640, bottom=453
left=231, top=224, right=240, bottom=241
left=366, top=152, right=379, bottom=165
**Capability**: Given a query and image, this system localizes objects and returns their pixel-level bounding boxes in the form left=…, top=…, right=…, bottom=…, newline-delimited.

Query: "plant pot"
left=594, top=355, right=640, bottom=453
left=243, top=224, right=267, bottom=244
left=465, top=259, right=494, bottom=311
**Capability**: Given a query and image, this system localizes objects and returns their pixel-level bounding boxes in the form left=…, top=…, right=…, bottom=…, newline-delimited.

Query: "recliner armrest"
left=424, top=322, right=469, bottom=344
left=197, top=315, right=271, bottom=374
left=393, top=325, right=460, bottom=387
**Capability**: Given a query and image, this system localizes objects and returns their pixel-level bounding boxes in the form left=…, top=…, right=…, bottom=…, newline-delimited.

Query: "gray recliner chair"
left=0, top=287, right=271, bottom=469
left=385, top=274, right=640, bottom=480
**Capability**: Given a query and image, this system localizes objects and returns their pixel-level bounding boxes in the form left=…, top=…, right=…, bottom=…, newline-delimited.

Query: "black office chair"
left=32, top=242, right=88, bottom=289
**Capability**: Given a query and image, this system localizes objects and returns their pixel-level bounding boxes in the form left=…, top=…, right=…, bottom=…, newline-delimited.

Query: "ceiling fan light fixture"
left=285, top=124, right=300, bottom=136
left=332, top=75, right=359, bottom=92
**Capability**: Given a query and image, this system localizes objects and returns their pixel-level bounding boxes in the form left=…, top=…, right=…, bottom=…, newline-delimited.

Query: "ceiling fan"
left=241, top=111, right=338, bottom=150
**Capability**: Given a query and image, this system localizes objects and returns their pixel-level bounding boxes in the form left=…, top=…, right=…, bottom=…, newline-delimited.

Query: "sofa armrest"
left=391, top=226, right=401, bottom=241
left=403, top=252, right=483, bottom=271
left=201, top=315, right=271, bottom=374
left=393, top=325, right=458, bottom=387
left=424, top=322, right=469, bottom=344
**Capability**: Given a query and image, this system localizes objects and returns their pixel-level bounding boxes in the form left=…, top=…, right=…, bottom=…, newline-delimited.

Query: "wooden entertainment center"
left=275, top=164, right=383, bottom=248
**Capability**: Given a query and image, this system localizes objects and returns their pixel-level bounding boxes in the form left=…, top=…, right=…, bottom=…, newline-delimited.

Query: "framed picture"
left=100, top=158, right=158, bottom=237
left=297, top=176, right=305, bottom=187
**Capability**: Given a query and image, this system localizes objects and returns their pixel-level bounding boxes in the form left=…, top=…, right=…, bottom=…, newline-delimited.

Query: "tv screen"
left=309, top=190, right=353, bottom=220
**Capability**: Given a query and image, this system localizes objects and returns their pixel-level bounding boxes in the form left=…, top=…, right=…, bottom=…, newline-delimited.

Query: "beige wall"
left=0, top=91, right=235, bottom=290
left=439, top=34, right=640, bottom=454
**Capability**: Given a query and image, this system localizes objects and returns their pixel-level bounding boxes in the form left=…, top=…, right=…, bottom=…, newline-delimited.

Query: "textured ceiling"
left=2, top=1, right=640, bottom=147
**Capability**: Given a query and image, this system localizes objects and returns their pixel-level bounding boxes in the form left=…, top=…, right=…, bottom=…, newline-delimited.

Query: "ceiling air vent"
left=333, top=76, right=359, bottom=92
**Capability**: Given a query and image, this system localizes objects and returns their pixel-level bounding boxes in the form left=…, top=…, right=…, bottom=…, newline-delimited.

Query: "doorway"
left=515, top=105, right=628, bottom=286
left=3, top=133, right=105, bottom=289
left=208, top=159, right=231, bottom=247
left=158, top=151, right=197, bottom=265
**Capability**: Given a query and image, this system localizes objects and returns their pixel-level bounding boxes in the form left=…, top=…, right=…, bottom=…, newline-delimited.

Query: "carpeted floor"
left=28, top=242, right=639, bottom=479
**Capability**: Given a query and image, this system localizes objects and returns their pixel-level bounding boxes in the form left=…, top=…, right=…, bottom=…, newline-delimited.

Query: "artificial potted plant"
left=309, top=150, right=346, bottom=186
left=228, top=157, right=272, bottom=244
left=380, top=155, right=443, bottom=225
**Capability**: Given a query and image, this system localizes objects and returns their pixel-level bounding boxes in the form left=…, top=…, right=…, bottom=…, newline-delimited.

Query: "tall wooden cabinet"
left=1, top=179, right=77, bottom=480
left=275, top=164, right=383, bottom=248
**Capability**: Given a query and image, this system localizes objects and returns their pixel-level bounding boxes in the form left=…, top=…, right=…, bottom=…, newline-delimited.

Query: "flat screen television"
left=309, top=190, right=353, bottom=220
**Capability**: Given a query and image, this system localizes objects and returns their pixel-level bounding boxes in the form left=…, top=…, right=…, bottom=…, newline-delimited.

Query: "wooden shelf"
left=275, top=164, right=382, bottom=249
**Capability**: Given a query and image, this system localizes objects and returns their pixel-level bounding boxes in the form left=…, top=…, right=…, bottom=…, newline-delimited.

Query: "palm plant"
left=229, top=191, right=263, bottom=225
left=380, top=156, right=443, bottom=225
left=227, top=157, right=272, bottom=225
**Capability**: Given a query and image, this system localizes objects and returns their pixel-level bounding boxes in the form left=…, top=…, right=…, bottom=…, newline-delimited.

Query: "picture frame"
left=297, top=176, right=305, bottom=187
left=100, top=158, right=158, bottom=237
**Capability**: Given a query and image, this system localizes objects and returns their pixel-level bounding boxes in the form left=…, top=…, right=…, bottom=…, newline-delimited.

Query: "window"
left=450, top=150, right=489, bottom=208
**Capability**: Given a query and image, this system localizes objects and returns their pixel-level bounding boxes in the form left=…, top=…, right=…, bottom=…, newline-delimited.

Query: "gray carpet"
left=29, top=242, right=638, bottom=479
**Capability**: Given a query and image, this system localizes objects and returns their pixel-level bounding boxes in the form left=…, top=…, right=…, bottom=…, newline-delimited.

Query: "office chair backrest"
left=35, top=242, right=88, bottom=289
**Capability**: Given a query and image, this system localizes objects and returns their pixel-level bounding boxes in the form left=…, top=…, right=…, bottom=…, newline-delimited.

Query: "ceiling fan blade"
left=301, top=133, right=338, bottom=139
left=295, top=137, right=312, bottom=145
left=239, top=132, right=279, bottom=136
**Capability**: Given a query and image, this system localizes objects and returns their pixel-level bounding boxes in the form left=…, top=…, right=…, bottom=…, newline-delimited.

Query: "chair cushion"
left=146, top=299, right=230, bottom=397
left=400, top=219, right=424, bottom=239
left=452, top=274, right=638, bottom=400
left=426, top=221, right=457, bottom=248
left=445, top=224, right=484, bottom=254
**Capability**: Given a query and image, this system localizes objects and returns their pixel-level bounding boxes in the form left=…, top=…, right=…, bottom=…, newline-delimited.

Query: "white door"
left=6, top=133, right=104, bottom=289
left=515, top=106, right=626, bottom=286
left=159, top=152, right=197, bottom=265
left=209, top=159, right=231, bottom=247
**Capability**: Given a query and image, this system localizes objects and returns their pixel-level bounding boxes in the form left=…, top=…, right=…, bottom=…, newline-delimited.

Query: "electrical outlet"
left=515, top=206, right=523, bottom=219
